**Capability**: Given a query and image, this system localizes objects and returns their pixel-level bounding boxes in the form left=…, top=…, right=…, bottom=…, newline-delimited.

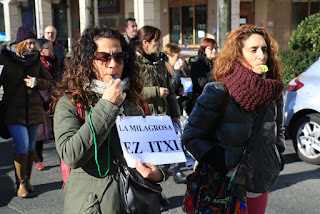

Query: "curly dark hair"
left=51, top=25, right=144, bottom=111
left=213, top=24, right=283, bottom=81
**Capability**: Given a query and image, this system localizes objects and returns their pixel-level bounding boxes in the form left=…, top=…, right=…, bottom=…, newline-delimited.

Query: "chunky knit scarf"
left=221, top=62, right=284, bottom=112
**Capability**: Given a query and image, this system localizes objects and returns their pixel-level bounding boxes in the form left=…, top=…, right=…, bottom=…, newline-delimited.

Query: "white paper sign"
left=116, top=115, right=187, bottom=168
left=0, top=65, right=4, bottom=76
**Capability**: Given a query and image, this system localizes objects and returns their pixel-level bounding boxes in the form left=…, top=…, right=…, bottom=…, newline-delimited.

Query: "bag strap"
left=142, top=100, right=149, bottom=116
left=77, top=102, right=112, bottom=212
left=76, top=102, right=85, bottom=123
left=145, top=63, right=169, bottom=113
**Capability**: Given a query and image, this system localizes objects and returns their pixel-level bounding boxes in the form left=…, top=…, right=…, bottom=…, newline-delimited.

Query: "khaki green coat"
left=54, top=94, right=169, bottom=214
left=138, top=54, right=181, bottom=118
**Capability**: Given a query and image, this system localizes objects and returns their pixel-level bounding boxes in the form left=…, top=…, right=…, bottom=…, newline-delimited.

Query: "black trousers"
left=34, top=141, right=43, bottom=163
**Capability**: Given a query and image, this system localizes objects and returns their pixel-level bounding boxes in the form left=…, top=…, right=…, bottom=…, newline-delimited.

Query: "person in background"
left=124, top=18, right=138, bottom=44
left=135, top=25, right=181, bottom=122
left=162, top=43, right=188, bottom=184
left=135, top=25, right=181, bottom=210
left=43, top=25, right=66, bottom=71
left=182, top=24, right=285, bottom=214
left=34, top=38, right=62, bottom=171
left=188, top=38, right=218, bottom=114
left=52, top=26, right=168, bottom=213
left=0, top=26, right=50, bottom=197
left=162, top=43, right=185, bottom=99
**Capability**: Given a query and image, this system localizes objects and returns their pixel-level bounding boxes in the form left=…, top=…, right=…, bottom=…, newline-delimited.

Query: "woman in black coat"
left=188, top=38, right=218, bottom=114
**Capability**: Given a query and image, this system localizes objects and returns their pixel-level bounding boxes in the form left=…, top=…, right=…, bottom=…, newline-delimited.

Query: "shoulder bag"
left=115, top=100, right=163, bottom=214
left=115, top=160, right=162, bottom=214
left=0, top=101, right=11, bottom=139
left=60, top=102, right=84, bottom=188
left=0, top=82, right=22, bottom=139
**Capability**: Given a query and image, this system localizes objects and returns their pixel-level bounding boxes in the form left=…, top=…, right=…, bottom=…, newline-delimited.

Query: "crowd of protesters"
left=0, top=20, right=285, bottom=214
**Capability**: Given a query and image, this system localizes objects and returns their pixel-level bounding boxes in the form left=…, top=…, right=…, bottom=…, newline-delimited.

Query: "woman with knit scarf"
left=182, top=25, right=285, bottom=213
left=33, top=38, right=62, bottom=171
left=0, top=26, right=50, bottom=197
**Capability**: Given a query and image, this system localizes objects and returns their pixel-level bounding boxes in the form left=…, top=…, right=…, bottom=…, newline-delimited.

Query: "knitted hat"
left=16, top=26, right=36, bottom=44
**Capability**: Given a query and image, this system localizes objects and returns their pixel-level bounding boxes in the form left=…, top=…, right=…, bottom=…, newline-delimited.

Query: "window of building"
left=170, top=7, right=180, bottom=44
left=52, top=0, right=68, bottom=49
left=98, top=0, right=125, bottom=34
left=20, top=0, right=36, bottom=33
left=292, top=0, right=320, bottom=31
left=0, top=3, right=5, bottom=43
left=169, top=0, right=208, bottom=46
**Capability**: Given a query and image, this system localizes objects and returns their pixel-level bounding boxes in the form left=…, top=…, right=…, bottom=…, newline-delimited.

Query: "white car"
left=284, top=57, right=320, bottom=164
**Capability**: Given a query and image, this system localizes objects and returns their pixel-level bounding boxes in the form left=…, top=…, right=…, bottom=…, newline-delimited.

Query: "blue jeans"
left=8, top=125, right=40, bottom=154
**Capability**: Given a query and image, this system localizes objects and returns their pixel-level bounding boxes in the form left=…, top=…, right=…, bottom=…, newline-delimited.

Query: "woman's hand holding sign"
left=136, top=159, right=163, bottom=182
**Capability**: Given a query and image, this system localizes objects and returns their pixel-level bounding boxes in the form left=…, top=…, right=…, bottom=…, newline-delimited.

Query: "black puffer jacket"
left=181, top=82, right=285, bottom=193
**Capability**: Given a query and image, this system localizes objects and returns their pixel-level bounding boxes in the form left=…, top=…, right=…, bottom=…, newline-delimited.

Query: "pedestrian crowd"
left=0, top=20, right=285, bottom=214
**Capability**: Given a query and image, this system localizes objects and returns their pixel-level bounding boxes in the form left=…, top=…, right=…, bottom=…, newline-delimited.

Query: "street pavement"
left=1, top=137, right=320, bottom=214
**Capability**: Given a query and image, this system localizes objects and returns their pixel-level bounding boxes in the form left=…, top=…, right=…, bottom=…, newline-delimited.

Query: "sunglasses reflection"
left=94, top=52, right=127, bottom=64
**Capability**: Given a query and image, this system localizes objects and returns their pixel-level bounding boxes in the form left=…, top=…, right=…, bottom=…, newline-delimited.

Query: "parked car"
left=284, top=57, right=320, bottom=164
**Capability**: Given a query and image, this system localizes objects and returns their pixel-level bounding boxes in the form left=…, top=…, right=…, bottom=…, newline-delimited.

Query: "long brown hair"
left=213, top=24, right=282, bottom=81
left=135, top=25, right=161, bottom=55
left=51, top=26, right=144, bottom=112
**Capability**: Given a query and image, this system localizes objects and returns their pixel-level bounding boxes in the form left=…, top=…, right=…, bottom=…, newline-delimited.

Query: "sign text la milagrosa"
left=116, top=115, right=187, bottom=167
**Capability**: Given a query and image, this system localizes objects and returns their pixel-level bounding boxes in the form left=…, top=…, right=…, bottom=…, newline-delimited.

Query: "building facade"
left=0, top=0, right=319, bottom=52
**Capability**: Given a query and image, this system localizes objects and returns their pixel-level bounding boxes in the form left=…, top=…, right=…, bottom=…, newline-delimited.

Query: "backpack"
left=60, top=103, right=84, bottom=188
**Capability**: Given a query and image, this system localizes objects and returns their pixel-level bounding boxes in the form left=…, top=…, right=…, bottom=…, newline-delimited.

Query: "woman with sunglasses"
left=0, top=26, right=50, bottom=197
left=52, top=26, right=168, bottom=214
left=33, top=38, right=62, bottom=171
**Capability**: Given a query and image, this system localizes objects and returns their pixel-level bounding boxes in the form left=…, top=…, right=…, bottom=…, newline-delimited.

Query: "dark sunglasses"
left=94, top=52, right=128, bottom=64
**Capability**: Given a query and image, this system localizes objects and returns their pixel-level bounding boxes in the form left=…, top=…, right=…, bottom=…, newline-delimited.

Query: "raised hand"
left=102, top=79, right=126, bottom=106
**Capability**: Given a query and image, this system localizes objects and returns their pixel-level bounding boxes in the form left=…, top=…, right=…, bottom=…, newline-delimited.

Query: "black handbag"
left=115, top=161, right=162, bottom=214
left=0, top=100, right=11, bottom=139
left=0, top=81, right=22, bottom=139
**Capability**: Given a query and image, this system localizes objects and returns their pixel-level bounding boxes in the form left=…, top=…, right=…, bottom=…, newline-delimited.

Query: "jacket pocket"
left=80, top=192, right=101, bottom=214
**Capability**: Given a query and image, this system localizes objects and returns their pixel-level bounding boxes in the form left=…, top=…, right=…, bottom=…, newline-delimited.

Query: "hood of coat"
left=137, top=51, right=166, bottom=66
left=1, top=41, right=39, bottom=66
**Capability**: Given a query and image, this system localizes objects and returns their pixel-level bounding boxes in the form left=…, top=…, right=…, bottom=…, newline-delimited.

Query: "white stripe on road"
left=0, top=165, right=13, bottom=170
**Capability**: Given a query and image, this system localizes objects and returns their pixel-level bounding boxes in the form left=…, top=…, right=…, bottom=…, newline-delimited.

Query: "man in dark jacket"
left=43, top=25, right=65, bottom=71
left=124, top=18, right=138, bottom=44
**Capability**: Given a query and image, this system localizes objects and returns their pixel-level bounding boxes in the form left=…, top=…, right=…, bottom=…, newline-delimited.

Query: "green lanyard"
left=88, top=107, right=111, bottom=178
